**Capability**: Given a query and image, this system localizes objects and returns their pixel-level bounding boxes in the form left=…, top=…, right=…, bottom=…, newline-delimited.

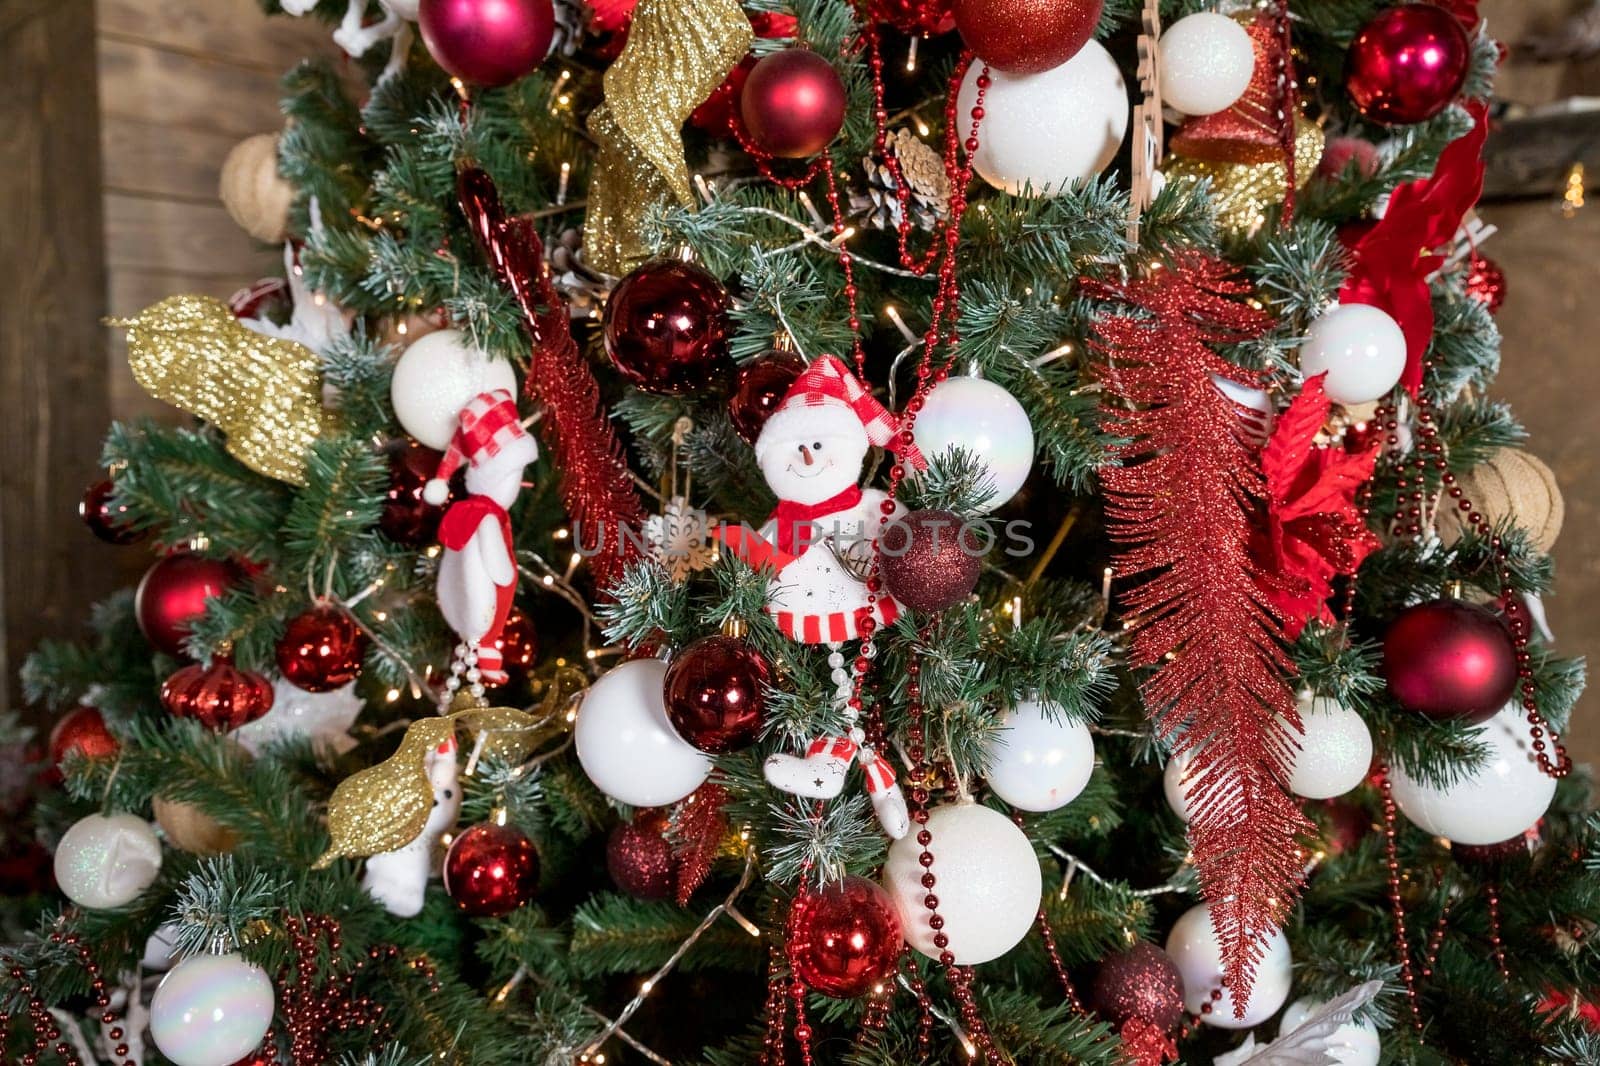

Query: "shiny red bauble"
left=1089, top=941, right=1185, bottom=1030
left=728, top=349, right=806, bottom=444
left=606, top=811, right=677, bottom=900
left=48, top=706, right=120, bottom=767
left=79, top=479, right=144, bottom=545
left=1345, top=3, right=1470, bottom=125
left=379, top=438, right=455, bottom=546
left=1382, top=599, right=1517, bottom=724
left=275, top=605, right=368, bottom=693
left=786, top=876, right=903, bottom=998
left=870, top=0, right=956, bottom=36
left=951, top=0, right=1101, bottom=74
left=1464, top=252, right=1507, bottom=313
left=878, top=509, right=984, bottom=614
left=443, top=823, right=541, bottom=916
left=739, top=50, right=848, bottom=159
left=664, top=636, right=771, bottom=754
left=418, top=0, right=554, bottom=87
left=136, top=553, right=245, bottom=657
left=161, top=659, right=275, bottom=731
left=603, top=260, right=732, bottom=395
left=486, top=607, right=539, bottom=686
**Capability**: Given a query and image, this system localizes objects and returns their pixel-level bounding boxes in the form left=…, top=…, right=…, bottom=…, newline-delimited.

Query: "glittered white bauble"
left=912, top=376, right=1034, bottom=509
left=1286, top=695, right=1373, bottom=800
left=1389, top=705, right=1556, bottom=845
left=1165, top=903, right=1292, bottom=1029
left=883, top=802, right=1041, bottom=964
left=1298, top=304, right=1407, bottom=405
left=1280, top=997, right=1381, bottom=1066
left=956, top=42, right=1128, bottom=196
left=150, top=952, right=275, bottom=1066
left=1163, top=751, right=1195, bottom=822
left=984, top=700, right=1095, bottom=812
left=1159, top=13, right=1255, bottom=116
left=53, top=813, right=162, bottom=910
left=389, top=329, right=518, bottom=449
left=575, top=659, right=712, bottom=807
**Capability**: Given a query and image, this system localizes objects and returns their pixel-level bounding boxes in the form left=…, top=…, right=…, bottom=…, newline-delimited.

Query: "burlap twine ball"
left=220, top=133, right=293, bottom=244
left=1437, top=448, right=1564, bottom=553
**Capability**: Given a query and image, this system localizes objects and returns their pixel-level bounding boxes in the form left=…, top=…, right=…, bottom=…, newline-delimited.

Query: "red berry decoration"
left=79, top=479, right=144, bottom=545
left=443, top=822, right=540, bottom=916
left=786, top=875, right=903, bottom=998
left=1345, top=3, right=1470, bottom=125
left=740, top=50, right=848, bottom=159
left=1382, top=599, right=1517, bottom=724
left=603, top=259, right=732, bottom=395
left=664, top=635, right=772, bottom=754
left=728, top=349, right=806, bottom=444
left=878, top=509, right=984, bottom=614
left=486, top=606, right=539, bottom=686
left=136, top=553, right=245, bottom=657
left=275, top=605, right=368, bottom=693
left=951, top=0, right=1102, bottom=74
left=48, top=706, right=119, bottom=767
left=606, top=811, right=677, bottom=900
left=379, top=438, right=455, bottom=546
left=1089, top=941, right=1185, bottom=1030
left=161, top=659, right=275, bottom=731
left=1464, top=252, right=1507, bottom=313
left=418, top=0, right=554, bottom=87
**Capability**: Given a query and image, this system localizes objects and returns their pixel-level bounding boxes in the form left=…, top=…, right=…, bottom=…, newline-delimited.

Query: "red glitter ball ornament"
left=878, top=509, right=984, bottom=614
left=275, top=605, right=368, bottom=693
left=951, top=0, right=1101, bottom=74
left=1464, top=252, right=1507, bottom=313
left=48, top=706, right=119, bottom=767
left=487, top=606, right=539, bottom=686
left=1089, top=941, right=1185, bottom=1031
left=786, top=875, right=903, bottom=998
left=161, top=659, right=275, bottom=731
left=1382, top=599, right=1517, bottom=724
left=79, top=479, right=145, bottom=545
left=379, top=438, right=456, bottom=546
left=444, top=823, right=541, bottom=917
left=606, top=811, right=677, bottom=899
left=418, top=0, right=554, bottom=87
left=728, top=349, right=806, bottom=444
left=1345, top=3, right=1470, bottom=125
left=136, top=553, right=245, bottom=657
left=739, top=49, right=848, bottom=158
left=602, top=259, right=732, bottom=395
left=664, top=635, right=772, bottom=754
left=870, top=0, right=955, bottom=36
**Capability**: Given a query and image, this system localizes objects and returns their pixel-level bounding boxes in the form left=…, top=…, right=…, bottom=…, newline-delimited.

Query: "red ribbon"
left=767, top=486, right=863, bottom=556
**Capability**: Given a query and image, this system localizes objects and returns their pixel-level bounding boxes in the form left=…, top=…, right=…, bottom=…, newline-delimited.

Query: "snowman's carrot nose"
left=798, top=444, right=815, bottom=466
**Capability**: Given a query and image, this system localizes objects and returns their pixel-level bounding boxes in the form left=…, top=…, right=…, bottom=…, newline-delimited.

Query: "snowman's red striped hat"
left=755, top=355, right=926, bottom=469
left=423, top=390, right=531, bottom=504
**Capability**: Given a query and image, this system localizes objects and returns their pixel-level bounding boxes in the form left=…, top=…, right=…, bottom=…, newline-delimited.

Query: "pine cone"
left=546, top=227, right=611, bottom=318
left=850, top=128, right=949, bottom=232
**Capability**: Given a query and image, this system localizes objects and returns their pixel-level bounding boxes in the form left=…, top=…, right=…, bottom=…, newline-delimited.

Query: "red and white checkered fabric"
left=776, top=356, right=927, bottom=469
left=433, top=389, right=528, bottom=484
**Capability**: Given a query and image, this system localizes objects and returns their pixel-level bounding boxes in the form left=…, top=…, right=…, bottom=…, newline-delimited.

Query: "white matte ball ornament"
left=1298, top=304, right=1407, bottom=405
left=150, top=952, right=275, bottom=1066
left=984, top=700, right=1095, bottom=812
left=389, top=329, right=519, bottom=449
left=1165, top=903, right=1292, bottom=1029
left=575, top=659, right=712, bottom=807
left=912, top=376, right=1034, bottom=510
left=1280, top=997, right=1381, bottom=1066
left=1389, top=705, right=1556, bottom=845
left=882, top=802, right=1041, bottom=964
left=53, top=813, right=162, bottom=910
left=1286, top=695, right=1373, bottom=800
left=1158, top=13, right=1256, bottom=116
left=956, top=41, right=1128, bottom=197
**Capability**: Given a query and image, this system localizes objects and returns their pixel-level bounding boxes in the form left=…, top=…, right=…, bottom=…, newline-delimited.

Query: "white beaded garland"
left=53, top=813, right=163, bottom=910
left=1159, top=12, right=1256, bottom=116
left=983, top=699, right=1096, bottom=812
left=149, top=952, right=275, bottom=1066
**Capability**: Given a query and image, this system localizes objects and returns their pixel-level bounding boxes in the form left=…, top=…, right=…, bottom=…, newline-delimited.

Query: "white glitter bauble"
left=912, top=376, right=1034, bottom=510
left=53, top=813, right=162, bottom=910
left=1165, top=903, right=1292, bottom=1029
left=1389, top=704, right=1556, bottom=845
left=882, top=802, right=1041, bottom=964
left=150, top=952, right=275, bottom=1066
left=983, top=700, right=1095, bottom=812
left=1280, top=996, right=1381, bottom=1066
left=1286, top=695, right=1373, bottom=800
left=575, top=659, right=711, bottom=807
left=1298, top=304, right=1407, bottom=405
left=1159, top=13, right=1256, bottom=116
left=389, top=329, right=518, bottom=449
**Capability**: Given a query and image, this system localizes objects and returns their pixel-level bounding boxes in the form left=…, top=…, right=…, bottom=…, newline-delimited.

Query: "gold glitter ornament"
left=1164, top=117, right=1324, bottom=235
left=584, top=0, right=751, bottom=275
left=115, top=295, right=331, bottom=485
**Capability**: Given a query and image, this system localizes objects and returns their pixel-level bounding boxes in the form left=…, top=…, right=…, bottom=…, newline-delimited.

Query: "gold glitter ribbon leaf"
left=1165, top=118, right=1324, bottom=236
left=115, top=295, right=330, bottom=485
left=584, top=0, right=752, bottom=274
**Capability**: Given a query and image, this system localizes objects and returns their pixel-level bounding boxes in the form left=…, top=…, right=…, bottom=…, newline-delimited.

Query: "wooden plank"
left=105, top=191, right=281, bottom=277
left=1482, top=110, right=1600, bottom=202
left=101, top=115, right=242, bottom=202
left=97, top=35, right=289, bottom=137
left=96, top=0, right=341, bottom=73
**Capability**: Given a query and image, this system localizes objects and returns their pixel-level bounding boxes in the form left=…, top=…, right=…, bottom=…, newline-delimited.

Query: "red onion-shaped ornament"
left=878, top=509, right=983, bottom=613
left=1382, top=599, right=1517, bottom=723
left=951, top=0, right=1101, bottom=74
left=603, top=260, right=732, bottom=394
left=1090, top=941, right=1185, bottom=1031
left=161, top=659, right=275, bottom=731
left=418, top=0, right=554, bottom=87
left=664, top=635, right=771, bottom=754
left=1345, top=3, right=1470, bottom=125
left=739, top=50, right=848, bottom=159
left=606, top=811, right=677, bottom=899
left=275, top=605, right=368, bottom=693
left=444, top=823, right=541, bottom=916
left=728, top=349, right=806, bottom=443
left=48, top=706, right=120, bottom=767
left=379, top=438, right=456, bottom=546
left=80, top=479, right=145, bottom=545
left=136, top=554, right=245, bottom=657
left=786, top=875, right=903, bottom=997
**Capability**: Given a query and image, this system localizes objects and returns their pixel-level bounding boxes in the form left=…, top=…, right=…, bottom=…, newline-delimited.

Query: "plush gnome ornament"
left=427, top=390, right=539, bottom=691
left=716, top=354, right=925, bottom=839
left=362, top=737, right=461, bottom=916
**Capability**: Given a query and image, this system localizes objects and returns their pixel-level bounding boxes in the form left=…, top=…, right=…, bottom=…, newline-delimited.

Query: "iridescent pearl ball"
left=150, top=952, right=275, bottom=1066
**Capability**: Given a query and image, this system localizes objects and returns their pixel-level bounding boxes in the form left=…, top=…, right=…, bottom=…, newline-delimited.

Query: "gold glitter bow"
left=584, top=0, right=751, bottom=274
left=114, top=295, right=330, bottom=485
left=1164, top=118, right=1325, bottom=236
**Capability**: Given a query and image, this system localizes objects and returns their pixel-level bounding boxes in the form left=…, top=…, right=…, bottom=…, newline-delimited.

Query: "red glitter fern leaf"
left=1087, top=256, right=1312, bottom=1013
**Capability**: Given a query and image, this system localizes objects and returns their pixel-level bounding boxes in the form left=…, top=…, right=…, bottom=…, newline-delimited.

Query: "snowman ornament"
left=362, top=737, right=462, bottom=916
left=717, top=355, right=925, bottom=839
left=425, top=390, right=539, bottom=696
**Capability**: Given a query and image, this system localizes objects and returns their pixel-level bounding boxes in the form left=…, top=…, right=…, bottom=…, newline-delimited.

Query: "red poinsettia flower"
left=1538, top=988, right=1600, bottom=1031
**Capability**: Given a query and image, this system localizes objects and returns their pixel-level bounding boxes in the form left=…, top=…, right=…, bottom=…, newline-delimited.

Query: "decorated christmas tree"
left=7, top=0, right=1596, bottom=1063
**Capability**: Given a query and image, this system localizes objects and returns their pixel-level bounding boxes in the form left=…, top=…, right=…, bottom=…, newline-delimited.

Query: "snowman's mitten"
left=764, top=735, right=858, bottom=799
left=860, top=749, right=910, bottom=840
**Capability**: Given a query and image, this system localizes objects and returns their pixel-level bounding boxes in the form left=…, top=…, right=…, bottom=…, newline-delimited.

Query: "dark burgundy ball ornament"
left=728, top=349, right=806, bottom=444
left=80, top=479, right=145, bottom=545
left=739, top=49, right=848, bottom=158
left=275, top=605, right=368, bottom=693
left=1090, top=941, right=1185, bottom=1031
left=603, top=259, right=732, bottom=395
left=606, top=811, right=677, bottom=900
left=878, top=508, right=984, bottom=613
left=1383, top=599, right=1517, bottom=724
left=379, top=438, right=456, bottom=546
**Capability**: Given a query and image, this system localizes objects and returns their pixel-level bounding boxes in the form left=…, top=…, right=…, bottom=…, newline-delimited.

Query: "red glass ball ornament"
left=878, top=509, right=983, bottom=614
left=1089, top=941, right=1185, bottom=1030
left=379, top=438, right=456, bottom=546
left=786, top=876, right=903, bottom=998
left=603, top=260, right=732, bottom=395
left=80, top=479, right=144, bottom=545
left=739, top=49, right=848, bottom=159
left=275, top=605, right=368, bottom=693
left=951, top=0, right=1102, bottom=74
left=48, top=706, right=119, bottom=767
left=161, top=659, right=275, bottom=732
left=443, top=822, right=540, bottom=916
left=689, top=12, right=798, bottom=135
left=1382, top=599, right=1517, bottom=724
left=728, top=349, right=806, bottom=444
left=1464, top=252, right=1507, bottom=313
left=136, top=554, right=245, bottom=657
left=870, top=0, right=956, bottom=36
left=1345, top=3, right=1470, bottom=125
left=664, top=636, right=771, bottom=754
left=418, top=0, right=554, bottom=87
left=1316, top=798, right=1372, bottom=857
left=606, top=811, right=677, bottom=899
left=486, top=606, right=540, bottom=686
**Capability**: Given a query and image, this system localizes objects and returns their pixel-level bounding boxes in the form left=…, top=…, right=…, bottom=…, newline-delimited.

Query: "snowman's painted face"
left=759, top=430, right=869, bottom=505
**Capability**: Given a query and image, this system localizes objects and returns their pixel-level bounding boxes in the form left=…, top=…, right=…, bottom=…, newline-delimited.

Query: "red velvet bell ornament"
left=728, top=349, right=806, bottom=444
left=418, top=0, right=554, bottom=87
left=663, top=635, right=771, bottom=754
left=606, top=811, right=677, bottom=900
left=1345, top=3, right=1470, bottom=125
left=1382, top=599, right=1517, bottom=724
left=136, top=554, right=245, bottom=657
left=275, top=605, right=368, bottom=693
left=48, top=706, right=120, bottom=767
left=878, top=509, right=984, bottom=613
left=80, top=479, right=144, bottom=545
left=161, top=659, right=275, bottom=731
left=786, top=876, right=903, bottom=997
left=379, top=438, right=455, bottom=546
left=951, top=0, right=1101, bottom=74
left=602, top=260, right=732, bottom=395
left=739, top=49, right=848, bottom=158
left=443, top=823, right=541, bottom=917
